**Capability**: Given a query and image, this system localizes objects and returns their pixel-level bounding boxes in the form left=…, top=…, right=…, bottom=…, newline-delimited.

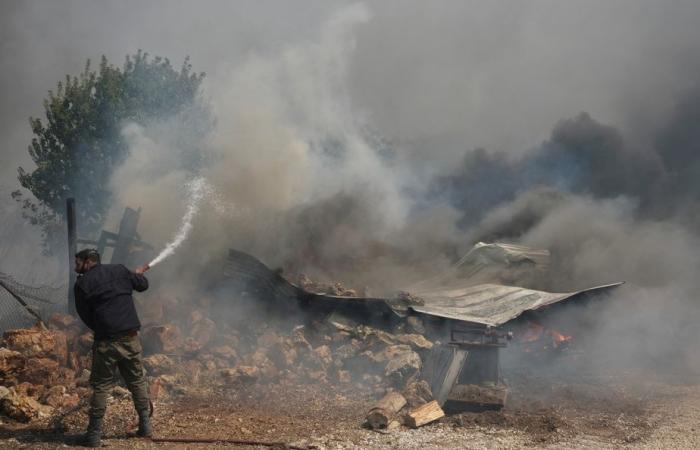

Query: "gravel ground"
left=1, top=372, right=698, bottom=449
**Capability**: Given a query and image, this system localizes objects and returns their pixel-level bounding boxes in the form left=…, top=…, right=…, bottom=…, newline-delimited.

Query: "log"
left=365, top=391, right=407, bottom=429
left=405, top=400, right=444, bottom=428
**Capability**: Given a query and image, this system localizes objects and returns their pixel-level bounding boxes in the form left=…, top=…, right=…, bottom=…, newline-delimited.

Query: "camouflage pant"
left=89, top=333, right=150, bottom=420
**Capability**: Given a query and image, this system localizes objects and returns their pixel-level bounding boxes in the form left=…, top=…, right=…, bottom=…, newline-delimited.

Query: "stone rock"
left=373, top=345, right=413, bottom=364
left=306, top=370, right=327, bottom=383
left=40, top=385, right=67, bottom=408
left=111, top=386, right=130, bottom=399
left=355, top=326, right=396, bottom=348
left=1, top=389, right=53, bottom=422
left=406, top=317, right=426, bottom=335
left=403, top=380, right=433, bottom=408
left=336, top=370, right=352, bottom=383
left=2, top=326, right=68, bottom=365
left=334, top=340, right=362, bottom=362
left=257, top=330, right=281, bottom=348
left=183, top=337, right=204, bottom=354
left=142, top=324, right=182, bottom=354
left=14, top=382, right=42, bottom=398
left=56, top=367, right=76, bottom=386
left=332, top=331, right=352, bottom=344
left=395, top=334, right=433, bottom=351
left=190, top=318, right=216, bottom=346
left=21, top=358, right=60, bottom=385
left=76, top=332, right=93, bottom=351
left=210, top=345, right=238, bottom=361
left=313, top=345, right=332, bottom=366
left=384, top=347, right=421, bottom=387
left=247, top=350, right=277, bottom=379
left=291, top=326, right=312, bottom=353
left=48, top=313, right=77, bottom=330
left=0, top=347, right=26, bottom=384
left=267, top=339, right=298, bottom=369
left=75, top=369, right=91, bottom=387
left=220, top=366, right=260, bottom=385
left=182, top=360, right=202, bottom=385
left=218, top=333, right=240, bottom=349
left=153, top=375, right=178, bottom=391
left=189, top=309, right=205, bottom=325
left=143, top=354, right=175, bottom=375
left=0, top=386, right=10, bottom=400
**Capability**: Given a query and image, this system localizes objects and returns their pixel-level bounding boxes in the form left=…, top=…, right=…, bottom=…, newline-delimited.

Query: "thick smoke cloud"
left=3, top=1, right=700, bottom=375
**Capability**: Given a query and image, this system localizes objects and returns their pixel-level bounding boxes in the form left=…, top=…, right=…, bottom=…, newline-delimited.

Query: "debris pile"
left=0, top=287, right=446, bottom=430
left=0, top=318, right=83, bottom=422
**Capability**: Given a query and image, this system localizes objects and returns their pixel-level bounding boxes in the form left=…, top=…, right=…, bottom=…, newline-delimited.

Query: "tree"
left=13, top=51, right=205, bottom=252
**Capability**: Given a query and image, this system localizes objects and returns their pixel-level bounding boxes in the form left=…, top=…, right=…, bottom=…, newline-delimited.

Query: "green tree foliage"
left=13, top=51, right=205, bottom=252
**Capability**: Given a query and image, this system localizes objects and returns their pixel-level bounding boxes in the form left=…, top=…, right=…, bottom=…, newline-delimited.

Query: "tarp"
left=223, top=247, right=623, bottom=328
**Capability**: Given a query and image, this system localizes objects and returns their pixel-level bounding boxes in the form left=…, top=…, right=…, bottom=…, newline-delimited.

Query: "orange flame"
left=518, top=321, right=573, bottom=350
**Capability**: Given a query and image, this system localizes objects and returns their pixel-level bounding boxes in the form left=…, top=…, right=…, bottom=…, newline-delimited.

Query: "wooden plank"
left=405, top=400, right=445, bottom=428
left=422, top=344, right=468, bottom=406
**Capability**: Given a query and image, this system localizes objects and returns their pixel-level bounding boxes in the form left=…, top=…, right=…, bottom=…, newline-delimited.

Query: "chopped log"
left=365, top=391, right=407, bottom=430
left=405, top=400, right=444, bottom=428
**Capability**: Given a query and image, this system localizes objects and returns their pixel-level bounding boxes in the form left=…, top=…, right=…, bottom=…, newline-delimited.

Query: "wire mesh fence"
left=0, top=272, right=67, bottom=332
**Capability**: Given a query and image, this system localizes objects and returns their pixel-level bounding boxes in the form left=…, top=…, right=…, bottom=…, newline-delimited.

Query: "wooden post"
left=66, top=198, right=77, bottom=315
left=110, top=207, right=141, bottom=264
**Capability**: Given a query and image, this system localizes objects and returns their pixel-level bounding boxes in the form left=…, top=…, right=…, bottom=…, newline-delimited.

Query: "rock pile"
left=0, top=288, right=442, bottom=428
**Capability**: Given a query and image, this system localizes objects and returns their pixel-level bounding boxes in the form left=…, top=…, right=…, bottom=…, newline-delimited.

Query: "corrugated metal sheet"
left=409, top=282, right=623, bottom=327
left=223, top=248, right=623, bottom=327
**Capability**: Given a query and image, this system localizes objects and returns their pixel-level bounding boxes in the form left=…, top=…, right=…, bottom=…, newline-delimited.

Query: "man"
left=73, top=248, right=152, bottom=447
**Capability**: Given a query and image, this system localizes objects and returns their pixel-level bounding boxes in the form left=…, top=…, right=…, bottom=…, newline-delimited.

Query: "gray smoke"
left=3, top=1, right=700, bottom=377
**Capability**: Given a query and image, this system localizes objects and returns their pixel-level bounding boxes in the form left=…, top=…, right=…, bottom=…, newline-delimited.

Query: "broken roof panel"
left=223, top=248, right=623, bottom=328
left=408, top=282, right=623, bottom=327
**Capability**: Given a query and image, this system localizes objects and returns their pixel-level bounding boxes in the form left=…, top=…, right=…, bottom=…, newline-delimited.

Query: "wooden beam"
left=66, top=198, right=77, bottom=315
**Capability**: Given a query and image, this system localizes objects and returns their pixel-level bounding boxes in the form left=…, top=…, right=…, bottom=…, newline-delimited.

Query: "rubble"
left=142, top=323, right=183, bottom=354
left=143, top=354, right=176, bottom=375
left=0, top=273, right=448, bottom=432
left=2, top=325, right=68, bottom=365
left=0, top=347, right=26, bottom=384
left=0, top=387, right=53, bottom=422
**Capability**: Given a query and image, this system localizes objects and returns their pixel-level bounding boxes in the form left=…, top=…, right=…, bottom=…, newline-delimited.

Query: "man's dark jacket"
left=74, top=264, right=148, bottom=340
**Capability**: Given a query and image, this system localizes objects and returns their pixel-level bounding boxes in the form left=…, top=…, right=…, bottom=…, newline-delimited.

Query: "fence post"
left=66, top=198, right=77, bottom=315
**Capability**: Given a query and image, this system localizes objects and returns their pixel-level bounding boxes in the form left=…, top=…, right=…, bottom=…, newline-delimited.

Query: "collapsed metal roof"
left=406, top=282, right=622, bottom=327
left=223, top=244, right=623, bottom=328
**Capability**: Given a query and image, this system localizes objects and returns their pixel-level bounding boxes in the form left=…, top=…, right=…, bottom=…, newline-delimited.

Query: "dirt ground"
left=2, top=367, right=699, bottom=450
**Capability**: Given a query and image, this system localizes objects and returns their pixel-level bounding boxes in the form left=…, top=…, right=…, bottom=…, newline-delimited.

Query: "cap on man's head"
left=75, top=248, right=101, bottom=263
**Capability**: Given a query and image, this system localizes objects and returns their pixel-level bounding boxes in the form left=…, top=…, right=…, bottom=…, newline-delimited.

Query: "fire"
left=518, top=320, right=573, bottom=352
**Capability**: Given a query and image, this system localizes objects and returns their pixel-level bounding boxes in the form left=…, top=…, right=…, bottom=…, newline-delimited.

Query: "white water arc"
left=147, top=176, right=208, bottom=268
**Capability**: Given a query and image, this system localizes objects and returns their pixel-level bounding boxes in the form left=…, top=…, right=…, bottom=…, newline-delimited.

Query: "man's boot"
left=136, top=409, right=152, bottom=438
left=78, top=416, right=102, bottom=447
